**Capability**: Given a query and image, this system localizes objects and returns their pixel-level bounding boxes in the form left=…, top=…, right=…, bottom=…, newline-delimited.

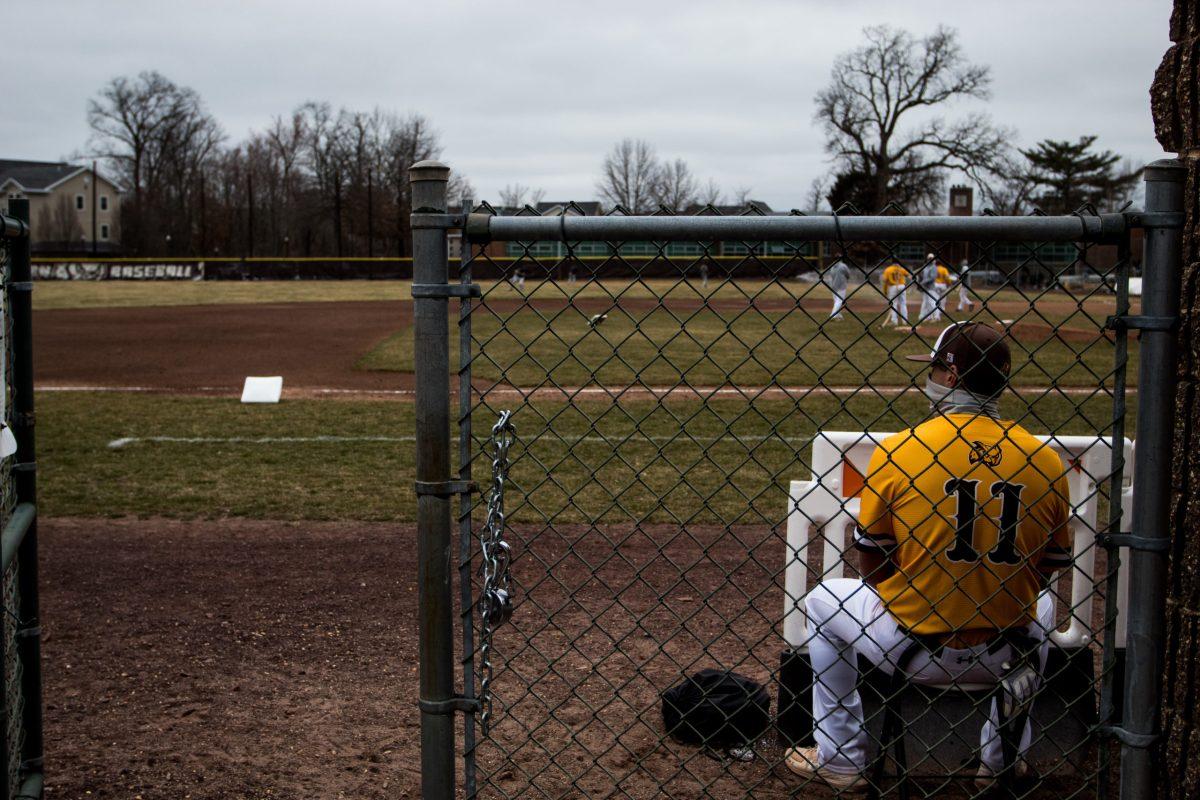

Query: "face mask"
left=924, top=375, right=1001, bottom=418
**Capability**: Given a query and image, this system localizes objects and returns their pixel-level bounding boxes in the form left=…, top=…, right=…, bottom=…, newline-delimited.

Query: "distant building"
left=0, top=160, right=122, bottom=253
left=948, top=185, right=973, bottom=216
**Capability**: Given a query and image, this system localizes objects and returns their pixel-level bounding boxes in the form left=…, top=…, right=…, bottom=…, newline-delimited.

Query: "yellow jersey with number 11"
left=855, top=413, right=1072, bottom=641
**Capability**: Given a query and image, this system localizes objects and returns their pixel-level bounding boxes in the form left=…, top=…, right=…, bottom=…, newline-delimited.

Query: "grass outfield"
left=361, top=303, right=1136, bottom=388
left=39, top=390, right=1129, bottom=522
left=32, top=277, right=1127, bottom=314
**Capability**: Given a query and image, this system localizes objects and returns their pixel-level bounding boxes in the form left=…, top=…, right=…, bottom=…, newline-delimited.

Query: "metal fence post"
left=1119, top=158, right=1185, bottom=799
left=411, top=160, right=455, bottom=800
left=8, top=198, right=43, bottom=798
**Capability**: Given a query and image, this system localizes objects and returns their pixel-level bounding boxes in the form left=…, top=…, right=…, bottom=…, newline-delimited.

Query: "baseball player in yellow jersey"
left=787, top=322, right=1071, bottom=792
left=936, top=262, right=953, bottom=318
left=880, top=263, right=910, bottom=327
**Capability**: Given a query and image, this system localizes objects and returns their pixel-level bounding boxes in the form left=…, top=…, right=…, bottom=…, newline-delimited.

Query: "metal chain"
left=479, top=409, right=515, bottom=736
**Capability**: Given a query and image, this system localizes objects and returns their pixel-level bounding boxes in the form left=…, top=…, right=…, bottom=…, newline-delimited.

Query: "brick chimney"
left=948, top=185, right=973, bottom=216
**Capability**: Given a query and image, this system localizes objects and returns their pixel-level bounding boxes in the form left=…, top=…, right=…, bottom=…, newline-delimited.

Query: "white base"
left=241, top=376, right=284, bottom=404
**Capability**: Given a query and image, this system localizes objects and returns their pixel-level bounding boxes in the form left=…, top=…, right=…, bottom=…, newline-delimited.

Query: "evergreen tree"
left=1021, top=136, right=1139, bottom=213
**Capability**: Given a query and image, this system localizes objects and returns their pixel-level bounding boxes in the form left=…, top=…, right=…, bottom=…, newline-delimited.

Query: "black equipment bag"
left=661, top=669, right=770, bottom=748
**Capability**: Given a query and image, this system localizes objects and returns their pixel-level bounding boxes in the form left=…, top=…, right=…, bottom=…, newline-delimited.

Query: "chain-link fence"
left=0, top=199, right=44, bottom=800
left=411, top=161, right=1184, bottom=800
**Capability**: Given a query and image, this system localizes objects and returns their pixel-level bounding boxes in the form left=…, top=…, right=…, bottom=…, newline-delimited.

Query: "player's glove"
left=1000, top=660, right=1039, bottom=719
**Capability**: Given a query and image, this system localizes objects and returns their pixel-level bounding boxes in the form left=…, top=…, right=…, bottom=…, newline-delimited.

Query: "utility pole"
left=91, top=160, right=97, bottom=255
left=247, top=169, right=255, bottom=258
left=367, top=168, right=374, bottom=258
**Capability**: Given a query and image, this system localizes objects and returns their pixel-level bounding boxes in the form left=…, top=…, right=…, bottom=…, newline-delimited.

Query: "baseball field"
left=33, top=278, right=1131, bottom=797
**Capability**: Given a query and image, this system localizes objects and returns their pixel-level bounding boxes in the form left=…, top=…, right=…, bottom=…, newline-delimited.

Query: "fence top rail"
left=473, top=211, right=1131, bottom=245
left=0, top=213, right=29, bottom=240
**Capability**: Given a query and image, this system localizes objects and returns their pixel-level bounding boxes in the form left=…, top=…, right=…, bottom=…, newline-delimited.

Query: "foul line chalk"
left=107, top=435, right=413, bottom=450
left=107, top=433, right=816, bottom=450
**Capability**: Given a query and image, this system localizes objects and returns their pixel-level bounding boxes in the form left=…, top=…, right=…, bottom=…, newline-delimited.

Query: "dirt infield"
left=34, top=301, right=415, bottom=393
left=33, top=295, right=1114, bottom=397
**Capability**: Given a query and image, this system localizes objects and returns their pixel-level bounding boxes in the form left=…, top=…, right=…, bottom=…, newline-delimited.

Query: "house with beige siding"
left=0, top=160, right=122, bottom=252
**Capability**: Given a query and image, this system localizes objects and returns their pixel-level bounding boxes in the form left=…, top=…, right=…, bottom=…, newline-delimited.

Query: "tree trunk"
left=1152, top=3, right=1200, bottom=796
left=334, top=173, right=343, bottom=258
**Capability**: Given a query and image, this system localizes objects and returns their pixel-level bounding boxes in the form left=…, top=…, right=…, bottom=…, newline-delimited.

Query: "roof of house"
left=684, top=201, right=774, bottom=215
left=0, top=160, right=120, bottom=194
left=535, top=201, right=603, bottom=216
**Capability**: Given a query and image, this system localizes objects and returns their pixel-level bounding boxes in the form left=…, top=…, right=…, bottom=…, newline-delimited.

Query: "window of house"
left=954, top=194, right=969, bottom=208
left=75, top=195, right=84, bottom=210
left=100, top=224, right=110, bottom=241
left=100, top=195, right=109, bottom=211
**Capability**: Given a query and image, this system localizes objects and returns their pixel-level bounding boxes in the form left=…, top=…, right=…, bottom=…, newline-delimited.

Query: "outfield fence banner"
left=32, top=262, right=204, bottom=281
left=411, top=160, right=1184, bottom=800
left=1, top=200, right=45, bottom=800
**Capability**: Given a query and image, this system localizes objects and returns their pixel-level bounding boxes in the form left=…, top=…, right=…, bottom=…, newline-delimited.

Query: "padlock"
left=479, top=587, right=514, bottom=627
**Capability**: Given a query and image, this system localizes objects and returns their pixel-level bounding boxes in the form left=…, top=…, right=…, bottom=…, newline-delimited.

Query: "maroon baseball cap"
left=906, top=321, right=1012, bottom=396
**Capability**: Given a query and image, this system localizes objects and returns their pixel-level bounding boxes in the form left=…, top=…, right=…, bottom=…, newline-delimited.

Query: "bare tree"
left=814, top=25, right=1009, bottom=213
left=378, top=111, right=440, bottom=256
left=698, top=179, right=724, bottom=206
left=265, top=112, right=307, bottom=251
left=651, top=158, right=699, bottom=212
left=84, top=70, right=461, bottom=257
left=498, top=183, right=545, bottom=210
left=87, top=70, right=224, bottom=252
left=978, top=155, right=1038, bottom=215
left=733, top=186, right=755, bottom=208
left=37, top=193, right=84, bottom=244
left=596, top=139, right=659, bottom=213
left=450, top=175, right=477, bottom=208
left=805, top=177, right=830, bottom=213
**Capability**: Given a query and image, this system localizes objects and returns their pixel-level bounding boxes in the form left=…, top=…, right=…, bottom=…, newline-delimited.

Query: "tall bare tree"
left=597, top=139, right=659, bottom=213
left=498, top=183, right=546, bottom=210
left=84, top=72, right=459, bottom=256
left=979, top=156, right=1038, bottom=215
left=651, top=158, right=699, bottom=212
left=815, top=25, right=1009, bottom=213
left=733, top=186, right=756, bottom=208
left=87, top=70, right=223, bottom=252
left=699, top=179, right=724, bottom=207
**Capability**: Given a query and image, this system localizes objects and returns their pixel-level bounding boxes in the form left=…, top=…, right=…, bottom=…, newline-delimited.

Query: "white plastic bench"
left=783, top=431, right=1134, bottom=652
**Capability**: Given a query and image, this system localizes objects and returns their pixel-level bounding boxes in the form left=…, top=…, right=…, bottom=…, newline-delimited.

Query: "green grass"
left=32, top=279, right=418, bottom=310
left=39, top=390, right=1128, bottom=523
left=361, top=302, right=1136, bottom=388
left=32, top=276, right=1130, bottom=315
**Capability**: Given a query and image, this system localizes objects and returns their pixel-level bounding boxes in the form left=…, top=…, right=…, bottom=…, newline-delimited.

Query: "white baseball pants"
left=806, top=578, right=1054, bottom=775
left=830, top=290, right=846, bottom=319
left=886, top=286, right=908, bottom=325
left=918, top=287, right=940, bottom=323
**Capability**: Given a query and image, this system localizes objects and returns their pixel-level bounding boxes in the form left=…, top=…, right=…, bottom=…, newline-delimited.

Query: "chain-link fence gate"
left=411, top=160, right=1184, bottom=799
left=0, top=199, right=45, bottom=800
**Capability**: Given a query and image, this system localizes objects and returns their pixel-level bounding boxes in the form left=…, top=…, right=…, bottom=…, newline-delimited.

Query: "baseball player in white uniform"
left=827, top=259, right=851, bottom=320
left=917, top=254, right=941, bottom=324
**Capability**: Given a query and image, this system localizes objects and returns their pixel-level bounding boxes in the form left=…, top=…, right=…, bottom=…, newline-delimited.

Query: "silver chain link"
left=479, top=410, right=515, bottom=735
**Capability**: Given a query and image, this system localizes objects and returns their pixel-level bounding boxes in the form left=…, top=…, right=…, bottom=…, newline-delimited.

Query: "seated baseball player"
left=786, top=321, right=1072, bottom=792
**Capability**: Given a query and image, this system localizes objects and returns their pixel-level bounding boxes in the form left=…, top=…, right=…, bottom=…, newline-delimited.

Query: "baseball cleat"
left=784, top=746, right=868, bottom=793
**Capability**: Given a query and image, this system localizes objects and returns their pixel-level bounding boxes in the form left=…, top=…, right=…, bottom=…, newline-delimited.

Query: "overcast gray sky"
left=4, top=0, right=1173, bottom=209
